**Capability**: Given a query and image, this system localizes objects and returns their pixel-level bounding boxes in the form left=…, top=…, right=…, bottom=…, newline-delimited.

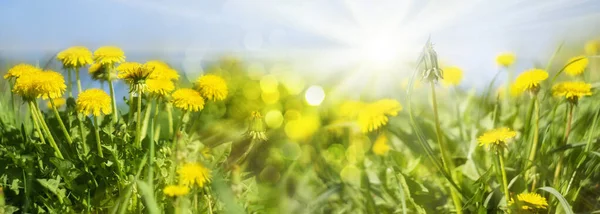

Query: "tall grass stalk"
left=429, top=81, right=463, bottom=214
left=49, top=97, right=73, bottom=144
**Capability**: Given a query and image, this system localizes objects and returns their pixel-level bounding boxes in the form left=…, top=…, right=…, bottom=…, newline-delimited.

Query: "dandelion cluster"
left=12, top=70, right=66, bottom=100
left=117, top=62, right=154, bottom=92
left=3, top=64, right=40, bottom=80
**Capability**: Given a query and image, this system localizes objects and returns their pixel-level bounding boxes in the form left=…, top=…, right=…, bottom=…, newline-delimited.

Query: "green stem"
left=29, top=102, right=47, bottom=145
left=108, top=78, right=118, bottom=123
left=49, top=98, right=73, bottom=144
left=497, top=150, right=511, bottom=209
left=78, top=113, right=88, bottom=153
left=153, top=98, right=161, bottom=140
left=128, top=92, right=134, bottom=126
left=206, top=194, right=214, bottom=214
left=93, top=115, right=104, bottom=158
left=147, top=115, right=155, bottom=195
left=67, top=68, right=73, bottom=98
left=135, top=93, right=143, bottom=148
left=30, top=101, right=63, bottom=159
left=75, top=68, right=83, bottom=95
left=169, top=111, right=189, bottom=183
left=430, top=82, right=463, bottom=214
left=526, top=96, right=540, bottom=186
left=554, top=104, right=573, bottom=186
left=167, top=102, right=174, bottom=138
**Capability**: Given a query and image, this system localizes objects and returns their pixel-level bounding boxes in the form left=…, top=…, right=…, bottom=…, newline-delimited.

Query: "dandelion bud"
left=246, top=111, right=267, bottom=141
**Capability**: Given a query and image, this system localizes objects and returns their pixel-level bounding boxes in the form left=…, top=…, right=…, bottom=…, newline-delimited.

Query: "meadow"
left=0, top=40, right=599, bottom=214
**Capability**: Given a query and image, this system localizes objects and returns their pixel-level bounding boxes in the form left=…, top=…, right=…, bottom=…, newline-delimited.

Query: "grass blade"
left=538, top=186, right=573, bottom=214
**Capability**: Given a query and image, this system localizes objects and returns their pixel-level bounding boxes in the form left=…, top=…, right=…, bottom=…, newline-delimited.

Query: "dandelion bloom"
left=477, top=128, right=516, bottom=148
left=372, top=134, right=390, bottom=156
left=37, top=71, right=67, bottom=100
left=147, top=78, right=175, bottom=96
left=177, top=162, right=211, bottom=188
left=76, top=89, right=112, bottom=116
left=585, top=40, right=599, bottom=55
left=514, top=192, right=548, bottom=211
left=564, top=56, right=588, bottom=76
left=146, top=60, right=179, bottom=80
left=117, top=62, right=154, bottom=92
left=4, top=63, right=40, bottom=80
left=357, top=99, right=402, bottom=133
left=496, top=52, right=516, bottom=67
left=93, top=46, right=125, bottom=65
left=47, top=98, right=66, bottom=109
left=88, top=63, right=110, bottom=81
left=171, top=88, right=205, bottom=112
left=163, top=185, right=189, bottom=197
left=441, top=66, right=463, bottom=86
left=512, top=69, right=548, bottom=94
left=552, top=81, right=592, bottom=103
left=13, top=70, right=43, bottom=99
left=57, top=46, right=93, bottom=68
left=195, top=74, right=228, bottom=101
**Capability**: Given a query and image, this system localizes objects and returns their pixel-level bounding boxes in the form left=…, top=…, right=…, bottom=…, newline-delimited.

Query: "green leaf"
left=9, top=179, right=20, bottom=195
left=36, top=178, right=66, bottom=203
left=136, top=180, right=159, bottom=214
left=538, top=187, right=573, bottom=214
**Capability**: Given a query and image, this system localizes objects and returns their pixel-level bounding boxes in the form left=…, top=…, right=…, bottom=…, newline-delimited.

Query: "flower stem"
left=128, top=92, right=134, bottom=125
left=77, top=113, right=88, bottom=154
left=554, top=104, right=574, bottom=186
left=75, top=68, right=83, bottom=95
left=108, top=77, right=118, bottom=123
left=497, top=150, right=511, bottom=208
left=430, top=82, right=463, bottom=214
left=167, top=102, right=174, bottom=138
left=526, top=96, right=540, bottom=187
left=93, top=115, right=104, bottom=158
left=49, top=98, right=73, bottom=144
left=169, top=111, right=189, bottom=183
left=153, top=98, right=161, bottom=140
left=28, top=102, right=46, bottom=145
left=67, top=68, right=73, bottom=98
left=135, top=93, right=143, bottom=148
left=30, top=101, right=63, bottom=159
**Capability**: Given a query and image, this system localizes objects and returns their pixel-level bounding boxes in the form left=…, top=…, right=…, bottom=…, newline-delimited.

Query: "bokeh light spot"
left=305, top=85, right=325, bottom=106
left=265, top=110, right=284, bottom=128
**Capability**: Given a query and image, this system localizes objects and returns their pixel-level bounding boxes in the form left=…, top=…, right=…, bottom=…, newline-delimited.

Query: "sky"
left=1, top=0, right=600, bottom=90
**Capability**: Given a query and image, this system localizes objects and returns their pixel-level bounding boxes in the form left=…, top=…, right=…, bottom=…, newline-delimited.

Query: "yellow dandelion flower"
left=372, top=134, right=390, bottom=156
left=195, top=74, right=228, bottom=101
left=177, top=162, right=211, bottom=188
left=516, top=192, right=548, bottom=210
left=13, top=70, right=43, bottom=99
left=477, top=127, right=516, bottom=148
left=172, top=88, right=205, bottom=112
left=496, top=52, right=516, bottom=67
left=4, top=63, right=40, bottom=80
left=47, top=97, right=66, bottom=109
left=564, top=56, right=588, bottom=76
left=117, top=62, right=154, bottom=92
left=57, top=46, right=93, bottom=68
left=147, top=78, right=175, bottom=96
left=88, top=63, right=110, bottom=81
left=585, top=40, right=599, bottom=55
left=146, top=60, right=179, bottom=80
left=163, top=185, right=190, bottom=197
left=93, top=46, right=125, bottom=65
left=512, top=69, right=548, bottom=94
left=552, top=81, right=592, bottom=103
left=358, top=99, right=402, bottom=133
left=36, top=71, right=67, bottom=100
left=76, top=89, right=112, bottom=116
left=441, top=66, right=463, bottom=86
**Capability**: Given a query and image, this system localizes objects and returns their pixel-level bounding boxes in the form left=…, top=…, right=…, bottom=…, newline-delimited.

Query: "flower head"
left=552, top=81, right=592, bottom=104
left=57, top=46, right=93, bottom=69
left=146, top=60, right=179, bottom=80
left=47, top=97, right=66, bottom=109
left=172, top=88, right=205, bottom=112
left=246, top=111, right=267, bottom=141
left=76, top=89, right=112, bottom=116
left=4, top=64, right=40, bottom=80
left=195, top=74, right=228, bottom=101
left=147, top=78, right=175, bottom=96
left=513, top=192, right=548, bottom=211
left=585, top=40, right=599, bottom=55
left=441, top=66, right=463, bottom=86
left=496, top=52, right=516, bottom=67
left=117, top=62, right=154, bottom=93
left=564, top=56, right=588, bottom=76
left=93, top=46, right=125, bottom=65
left=163, top=185, right=189, bottom=197
left=88, top=63, right=112, bottom=81
left=478, top=127, right=517, bottom=148
left=177, top=162, right=211, bottom=188
left=512, top=69, right=548, bottom=94
left=358, top=99, right=402, bottom=133
left=37, top=71, right=67, bottom=100
left=372, top=134, right=390, bottom=156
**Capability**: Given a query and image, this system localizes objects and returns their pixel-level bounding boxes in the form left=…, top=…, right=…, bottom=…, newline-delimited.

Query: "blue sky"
left=1, top=0, right=600, bottom=89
